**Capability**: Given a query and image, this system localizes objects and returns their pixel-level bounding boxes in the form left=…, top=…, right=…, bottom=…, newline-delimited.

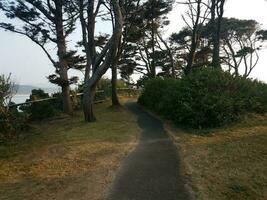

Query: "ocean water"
left=12, top=94, right=30, bottom=104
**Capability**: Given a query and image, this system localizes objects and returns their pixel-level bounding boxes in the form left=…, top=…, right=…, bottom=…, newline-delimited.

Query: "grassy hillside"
left=0, top=101, right=140, bottom=200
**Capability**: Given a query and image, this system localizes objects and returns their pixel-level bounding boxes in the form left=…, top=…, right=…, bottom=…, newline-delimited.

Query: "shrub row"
left=0, top=108, right=29, bottom=141
left=138, top=68, right=267, bottom=128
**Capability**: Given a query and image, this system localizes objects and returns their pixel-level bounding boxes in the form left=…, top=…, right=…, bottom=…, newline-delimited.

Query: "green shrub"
left=28, top=101, right=56, bottom=120
left=138, top=78, right=176, bottom=111
left=0, top=106, right=29, bottom=141
left=21, top=89, right=57, bottom=120
left=51, top=92, right=64, bottom=111
left=139, top=68, right=267, bottom=129
left=0, top=74, right=28, bottom=140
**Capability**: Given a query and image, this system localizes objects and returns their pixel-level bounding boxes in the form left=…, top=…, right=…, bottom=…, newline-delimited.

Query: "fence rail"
left=8, top=90, right=105, bottom=108
left=9, top=88, right=141, bottom=109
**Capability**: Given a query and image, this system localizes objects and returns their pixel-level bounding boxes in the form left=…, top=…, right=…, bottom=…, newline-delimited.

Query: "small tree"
left=0, top=74, right=26, bottom=138
left=218, top=18, right=267, bottom=77
left=0, top=0, right=83, bottom=114
left=0, top=74, right=16, bottom=108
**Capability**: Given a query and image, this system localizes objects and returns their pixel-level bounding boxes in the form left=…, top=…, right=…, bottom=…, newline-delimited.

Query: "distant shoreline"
left=14, top=94, right=31, bottom=96
left=12, top=94, right=29, bottom=104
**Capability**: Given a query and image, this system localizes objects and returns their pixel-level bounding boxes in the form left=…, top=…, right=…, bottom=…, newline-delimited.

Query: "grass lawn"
left=0, top=100, right=140, bottom=200
left=166, top=114, right=267, bottom=200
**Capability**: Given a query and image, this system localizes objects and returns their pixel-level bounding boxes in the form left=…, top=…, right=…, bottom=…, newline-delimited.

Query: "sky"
left=0, top=0, right=267, bottom=87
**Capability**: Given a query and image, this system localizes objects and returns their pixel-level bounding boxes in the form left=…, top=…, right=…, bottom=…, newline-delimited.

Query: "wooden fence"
left=9, top=88, right=141, bottom=110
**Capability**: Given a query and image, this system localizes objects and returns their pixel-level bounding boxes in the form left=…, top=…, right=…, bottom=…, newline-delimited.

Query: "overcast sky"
left=0, top=0, right=267, bottom=87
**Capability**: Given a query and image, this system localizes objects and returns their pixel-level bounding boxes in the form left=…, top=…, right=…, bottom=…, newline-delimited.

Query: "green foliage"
left=0, top=74, right=28, bottom=140
left=139, top=68, right=267, bottom=129
left=0, top=108, right=29, bottom=141
left=0, top=74, right=14, bottom=107
left=28, top=101, right=56, bottom=120
left=51, top=92, right=64, bottom=111
left=21, top=89, right=57, bottom=120
left=118, top=0, right=174, bottom=79
left=136, top=75, right=152, bottom=88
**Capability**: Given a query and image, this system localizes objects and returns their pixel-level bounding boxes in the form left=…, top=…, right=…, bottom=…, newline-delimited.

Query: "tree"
left=74, top=0, right=124, bottom=121
left=0, top=74, right=16, bottom=109
left=0, top=74, right=27, bottom=138
left=118, top=0, right=173, bottom=81
left=219, top=18, right=267, bottom=77
left=209, top=0, right=226, bottom=69
left=0, top=0, right=83, bottom=114
left=109, top=0, right=128, bottom=106
left=141, top=0, right=173, bottom=77
left=178, top=0, right=210, bottom=75
left=257, top=30, right=267, bottom=40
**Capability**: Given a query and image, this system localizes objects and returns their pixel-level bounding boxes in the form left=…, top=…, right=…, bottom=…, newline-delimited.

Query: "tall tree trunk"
left=184, top=0, right=201, bottom=75
left=83, top=84, right=97, bottom=121
left=58, top=53, right=73, bottom=114
left=55, top=0, right=73, bottom=114
left=150, top=0, right=156, bottom=78
left=211, top=0, right=225, bottom=69
left=79, top=0, right=92, bottom=82
left=59, top=65, right=72, bottom=114
left=111, top=64, right=120, bottom=106
left=111, top=33, right=122, bottom=107
left=61, top=81, right=72, bottom=114
left=57, top=46, right=72, bottom=114
left=212, top=32, right=221, bottom=69
left=185, top=43, right=197, bottom=75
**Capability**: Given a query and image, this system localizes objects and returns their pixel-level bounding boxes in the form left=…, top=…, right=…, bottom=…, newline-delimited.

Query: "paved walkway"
left=106, top=102, right=191, bottom=200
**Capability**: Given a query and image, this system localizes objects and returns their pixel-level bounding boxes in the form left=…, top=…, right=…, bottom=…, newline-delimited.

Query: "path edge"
left=103, top=101, right=141, bottom=199
left=136, top=103, right=196, bottom=200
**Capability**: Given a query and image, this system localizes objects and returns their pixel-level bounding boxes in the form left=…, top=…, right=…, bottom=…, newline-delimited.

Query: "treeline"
left=0, top=0, right=267, bottom=124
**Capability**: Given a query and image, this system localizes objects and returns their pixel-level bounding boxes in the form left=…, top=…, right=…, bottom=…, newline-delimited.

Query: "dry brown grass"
left=165, top=114, right=267, bottom=200
left=0, top=101, right=140, bottom=200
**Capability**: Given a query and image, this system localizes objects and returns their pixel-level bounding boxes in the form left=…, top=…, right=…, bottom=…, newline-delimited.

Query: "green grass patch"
left=0, top=101, right=140, bottom=200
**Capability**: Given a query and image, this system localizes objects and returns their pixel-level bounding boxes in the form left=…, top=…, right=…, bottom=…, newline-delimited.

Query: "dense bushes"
left=138, top=68, right=267, bottom=128
left=21, top=89, right=57, bottom=120
left=0, top=107, right=28, bottom=140
left=0, top=74, right=29, bottom=140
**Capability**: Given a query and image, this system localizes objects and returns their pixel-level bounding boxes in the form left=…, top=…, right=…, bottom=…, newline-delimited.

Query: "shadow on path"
left=106, top=102, right=191, bottom=200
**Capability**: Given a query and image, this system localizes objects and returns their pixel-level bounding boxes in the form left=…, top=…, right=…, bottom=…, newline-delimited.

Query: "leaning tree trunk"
left=157, top=33, right=175, bottom=78
left=82, top=0, right=123, bottom=122
left=111, top=64, right=121, bottom=106
left=83, top=83, right=97, bottom=121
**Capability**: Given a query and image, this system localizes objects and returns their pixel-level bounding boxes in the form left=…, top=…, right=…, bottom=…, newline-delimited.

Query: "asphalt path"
left=106, top=102, right=191, bottom=200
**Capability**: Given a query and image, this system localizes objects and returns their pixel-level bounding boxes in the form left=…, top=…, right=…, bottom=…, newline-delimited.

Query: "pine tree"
left=0, top=0, right=84, bottom=114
